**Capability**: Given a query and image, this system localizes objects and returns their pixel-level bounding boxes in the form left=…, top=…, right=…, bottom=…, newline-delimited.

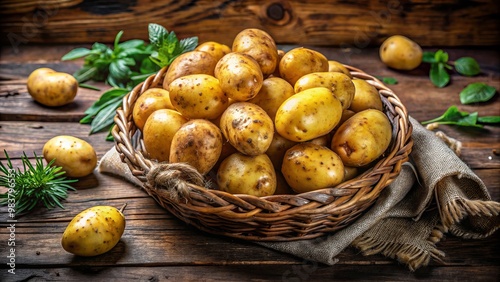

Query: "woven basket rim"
left=112, top=64, right=413, bottom=241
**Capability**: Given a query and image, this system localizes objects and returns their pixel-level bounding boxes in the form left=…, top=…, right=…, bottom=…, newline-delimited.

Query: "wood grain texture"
left=0, top=0, right=499, bottom=47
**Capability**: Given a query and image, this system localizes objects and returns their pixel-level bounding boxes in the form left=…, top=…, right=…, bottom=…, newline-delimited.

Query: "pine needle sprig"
left=0, top=150, right=77, bottom=216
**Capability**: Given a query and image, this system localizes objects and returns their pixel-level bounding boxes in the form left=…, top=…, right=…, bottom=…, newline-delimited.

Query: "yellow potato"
left=265, top=132, right=297, bottom=169
left=271, top=49, right=286, bottom=78
left=379, top=35, right=423, bottom=70
left=132, top=88, right=174, bottom=131
left=143, top=109, right=188, bottom=162
left=331, top=109, right=392, bottom=167
left=163, top=50, right=218, bottom=90
left=43, top=135, right=97, bottom=178
left=169, top=119, right=223, bottom=175
left=168, top=74, right=229, bottom=119
left=274, top=171, right=295, bottom=195
left=215, top=52, right=264, bottom=101
left=275, top=87, right=342, bottom=142
left=343, top=166, right=359, bottom=182
left=279, top=47, right=329, bottom=86
left=349, top=79, right=384, bottom=112
left=328, top=60, right=352, bottom=78
left=232, top=28, right=279, bottom=76
left=27, top=68, right=78, bottom=107
left=294, top=72, right=355, bottom=110
left=217, top=152, right=276, bottom=197
left=281, top=143, right=345, bottom=193
left=195, top=41, right=232, bottom=62
left=219, top=102, right=274, bottom=156
left=247, top=77, right=295, bottom=121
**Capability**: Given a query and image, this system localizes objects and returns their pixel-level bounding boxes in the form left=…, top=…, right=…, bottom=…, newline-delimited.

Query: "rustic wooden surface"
left=0, top=43, right=499, bottom=281
left=1, top=0, right=499, bottom=48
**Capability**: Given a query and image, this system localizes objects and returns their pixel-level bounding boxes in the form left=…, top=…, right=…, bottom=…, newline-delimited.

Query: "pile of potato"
left=133, top=28, right=392, bottom=197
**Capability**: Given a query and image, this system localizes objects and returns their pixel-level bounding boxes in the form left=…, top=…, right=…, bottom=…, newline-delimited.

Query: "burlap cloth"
left=98, top=117, right=500, bottom=271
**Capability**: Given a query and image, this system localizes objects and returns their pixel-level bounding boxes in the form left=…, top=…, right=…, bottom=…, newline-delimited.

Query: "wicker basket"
left=112, top=65, right=413, bottom=241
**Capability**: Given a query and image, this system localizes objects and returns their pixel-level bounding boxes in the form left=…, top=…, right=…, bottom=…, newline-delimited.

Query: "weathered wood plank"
left=0, top=0, right=498, bottom=47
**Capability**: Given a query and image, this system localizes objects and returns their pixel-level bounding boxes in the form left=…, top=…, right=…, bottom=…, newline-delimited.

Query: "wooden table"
left=1, top=44, right=499, bottom=281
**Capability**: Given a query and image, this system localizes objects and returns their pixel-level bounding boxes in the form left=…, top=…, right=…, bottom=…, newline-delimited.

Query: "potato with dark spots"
left=168, top=74, right=228, bottom=119
left=281, top=143, right=344, bottom=193
left=61, top=205, right=126, bottom=256
left=215, top=52, right=264, bottom=101
left=132, top=88, right=174, bottom=130
left=265, top=132, right=297, bottom=169
left=328, top=60, right=352, bottom=78
left=169, top=119, right=223, bottom=175
left=27, top=68, right=78, bottom=107
left=232, top=28, right=279, bottom=76
left=349, top=79, right=384, bottom=113
left=379, top=35, right=423, bottom=71
left=248, top=77, right=295, bottom=121
left=217, top=152, right=276, bottom=196
left=331, top=109, right=392, bottom=167
left=163, top=51, right=218, bottom=90
left=279, top=47, right=329, bottom=86
left=195, top=41, right=232, bottom=62
left=275, top=87, right=342, bottom=142
left=43, top=135, right=97, bottom=178
left=220, top=102, right=274, bottom=156
left=294, top=72, right=355, bottom=110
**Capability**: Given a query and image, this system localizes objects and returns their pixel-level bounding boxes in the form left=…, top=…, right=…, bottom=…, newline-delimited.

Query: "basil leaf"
left=421, top=106, right=483, bottom=128
left=434, top=50, right=448, bottom=63
left=83, top=88, right=129, bottom=116
left=118, top=39, right=145, bottom=49
left=422, top=51, right=436, bottom=63
left=478, top=116, right=500, bottom=124
left=459, top=82, right=497, bottom=104
left=381, top=77, right=398, bottom=85
left=62, top=48, right=91, bottom=60
left=139, top=57, right=160, bottom=74
left=89, top=97, right=123, bottom=134
left=454, top=57, right=480, bottom=76
left=180, top=36, right=198, bottom=53
left=430, top=62, right=450, bottom=88
left=149, top=23, right=168, bottom=48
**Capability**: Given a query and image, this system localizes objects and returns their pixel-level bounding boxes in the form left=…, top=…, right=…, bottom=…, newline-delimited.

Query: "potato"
left=215, top=52, right=264, bottom=101
left=217, top=152, right=276, bottom=196
left=247, top=77, right=294, bottom=121
left=265, top=132, right=297, bottom=169
left=328, top=60, right=352, bottom=78
left=61, top=205, right=125, bottom=256
left=143, top=109, right=188, bottom=162
left=279, top=47, right=329, bottom=86
left=274, top=171, right=295, bottom=195
left=27, top=68, right=78, bottom=107
left=275, top=87, right=342, bottom=142
left=331, top=109, right=392, bottom=167
left=343, top=166, right=359, bottom=182
left=132, top=88, right=174, bottom=130
left=169, top=119, right=223, bottom=175
left=232, top=28, right=279, bottom=76
left=349, top=79, right=384, bottom=112
left=281, top=143, right=344, bottom=193
left=163, top=50, right=218, bottom=90
left=294, top=72, right=355, bottom=110
left=271, top=49, right=286, bottom=77
left=43, top=135, right=97, bottom=178
left=307, top=134, right=330, bottom=147
left=219, top=102, right=274, bottom=156
left=379, top=35, right=423, bottom=70
left=195, top=41, right=232, bottom=62
left=168, top=74, right=229, bottom=119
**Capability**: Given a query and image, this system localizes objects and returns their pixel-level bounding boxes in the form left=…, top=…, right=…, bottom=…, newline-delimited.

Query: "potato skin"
left=232, top=28, right=279, bottom=76
left=219, top=102, right=274, bottom=156
left=217, top=152, right=276, bottom=196
left=275, top=87, right=342, bottom=142
left=132, top=88, right=174, bottom=131
left=43, top=135, right=97, bottom=178
left=281, top=143, right=344, bottom=193
left=379, top=35, right=423, bottom=70
left=195, top=41, right=232, bottom=62
left=328, top=60, right=352, bottom=78
left=279, top=47, right=329, bottom=86
left=169, top=119, right=223, bottom=175
left=294, top=72, right=355, bottom=110
left=163, top=51, right=218, bottom=90
left=27, top=68, right=78, bottom=107
left=215, top=52, right=264, bottom=101
left=349, top=79, right=383, bottom=113
left=143, top=109, right=188, bottom=162
left=168, top=74, right=229, bottom=119
left=265, top=132, right=297, bottom=169
left=331, top=109, right=392, bottom=167
left=247, top=77, right=294, bottom=121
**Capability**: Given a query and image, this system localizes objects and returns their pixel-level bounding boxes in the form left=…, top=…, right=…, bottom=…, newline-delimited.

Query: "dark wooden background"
left=1, top=0, right=499, bottom=48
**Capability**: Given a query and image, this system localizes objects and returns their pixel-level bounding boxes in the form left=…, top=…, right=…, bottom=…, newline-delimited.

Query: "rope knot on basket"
left=146, top=162, right=205, bottom=203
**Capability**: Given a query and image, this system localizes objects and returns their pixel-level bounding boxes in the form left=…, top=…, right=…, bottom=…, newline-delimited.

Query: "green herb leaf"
left=434, top=50, right=449, bottom=63
left=454, top=57, right=480, bottom=76
left=422, top=51, right=436, bottom=63
left=62, top=47, right=91, bottom=61
left=430, top=62, right=450, bottom=88
left=477, top=116, right=500, bottom=124
left=89, top=97, right=124, bottom=134
left=421, top=105, right=483, bottom=127
left=380, top=77, right=398, bottom=85
left=459, top=82, right=497, bottom=104
left=148, top=23, right=168, bottom=48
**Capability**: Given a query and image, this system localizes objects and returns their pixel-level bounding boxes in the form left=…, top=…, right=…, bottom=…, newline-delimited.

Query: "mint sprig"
left=422, top=50, right=481, bottom=88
